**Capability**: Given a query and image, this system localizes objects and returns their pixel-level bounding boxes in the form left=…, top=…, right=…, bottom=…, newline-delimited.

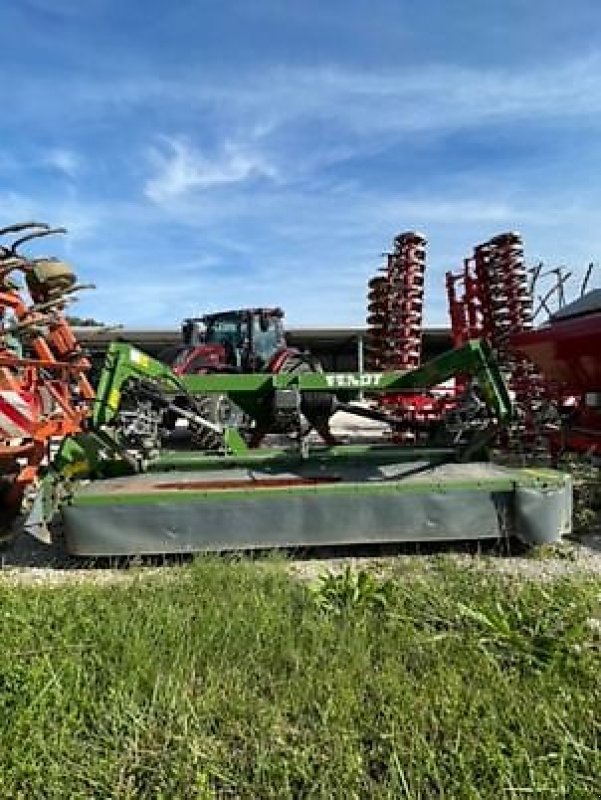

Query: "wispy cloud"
left=4, top=172, right=598, bottom=328
left=0, top=148, right=82, bottom=181
left=127, top=53, right=601, bottom=206
left=2, top=0, right=601, bottom=327
left=42, top=148, right=81, bottom=178
left=257, top=56, right=601, bottom=134
left=144, top=137, right=278, bottom=202
left=8, top=53, right=601, bottom=146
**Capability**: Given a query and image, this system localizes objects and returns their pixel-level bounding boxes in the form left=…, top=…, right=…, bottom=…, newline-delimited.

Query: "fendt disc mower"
left=25, top=338, right=570, bottom=556
left=0, top=222, right=574, bottom=558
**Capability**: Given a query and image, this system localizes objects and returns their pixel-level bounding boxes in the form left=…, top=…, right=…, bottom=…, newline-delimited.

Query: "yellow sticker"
left=130, top=349, right=150, bottom=368
left=64, top=461, right=90, bottom=478
left=109, top=388, right=121, bottom=409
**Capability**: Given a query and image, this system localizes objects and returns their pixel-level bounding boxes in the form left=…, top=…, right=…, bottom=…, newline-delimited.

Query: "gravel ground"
left=286, top=533, right=601, bottom=583
left=0, top=530, right=188, bottom=586
left=1, top=527, right=600, bottom=586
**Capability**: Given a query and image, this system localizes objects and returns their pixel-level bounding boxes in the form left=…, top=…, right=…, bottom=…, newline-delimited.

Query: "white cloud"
left=4, top=50, right=601, bottom=326
left=12, top=53, right=601, bottom=160
left=0, top=148, right=82, bottom=179
left=144, top=137, right=278, bottom=203
left=125, top=53, right=601, bottom=210
left=242, top=54, right=601, bottom=138
left=42, top=148, right=81, bottom=178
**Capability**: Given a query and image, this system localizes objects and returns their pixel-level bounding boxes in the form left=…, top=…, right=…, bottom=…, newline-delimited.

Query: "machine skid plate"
left=61, top=456, right=571, bottom=556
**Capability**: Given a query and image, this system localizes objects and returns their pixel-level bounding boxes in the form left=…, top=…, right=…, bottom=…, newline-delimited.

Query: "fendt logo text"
left=325, top=373, right=383, bottom=389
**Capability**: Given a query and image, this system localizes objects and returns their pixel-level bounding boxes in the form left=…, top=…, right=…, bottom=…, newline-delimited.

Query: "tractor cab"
left=175, top=308, right=287, bottom=374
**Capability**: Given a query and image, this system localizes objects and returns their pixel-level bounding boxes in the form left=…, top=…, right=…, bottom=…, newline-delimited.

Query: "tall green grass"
left=0, top=558, right=599, bottom=799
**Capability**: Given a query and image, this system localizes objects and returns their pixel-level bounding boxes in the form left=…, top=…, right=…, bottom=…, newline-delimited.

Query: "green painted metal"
left=70, top=480, right=518, bottom=507
left=93, top=342, right=185, bottom=427
left=223, top=426, right=250, bottom=454
left=177, top=339, right=512, bottom=422
left=54, top=426, right=147, bottom=479
left=266, top=339, right=510, bottom=410
left=60, top=460, right=572, bottom=555
left=149, top=445, right=457, bottom=472
left=87, top=339, right=512, bottom=469
left=180, top=373, right=276, bottom=394
left=96, top=340, right=511, bottom=421
left=69, top=462, right=566, bottom=508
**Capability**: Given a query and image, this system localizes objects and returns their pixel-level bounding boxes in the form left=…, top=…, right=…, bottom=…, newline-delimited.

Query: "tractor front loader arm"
left=25, top=343, right=187, bottom=543
left=93, top=341, right=185, bottom=428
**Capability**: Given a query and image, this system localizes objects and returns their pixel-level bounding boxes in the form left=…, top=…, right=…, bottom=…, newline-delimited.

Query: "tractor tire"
left=277, top=353, right=337, bottom=445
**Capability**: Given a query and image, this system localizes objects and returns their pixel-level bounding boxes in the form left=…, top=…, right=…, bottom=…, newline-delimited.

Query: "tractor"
left=165, top=307, right=335, bottom=447
left=173, top=308, right=292, bottom=375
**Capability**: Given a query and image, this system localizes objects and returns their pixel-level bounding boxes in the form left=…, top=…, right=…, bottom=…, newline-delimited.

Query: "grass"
left=0, top=558, right=599, bottom=799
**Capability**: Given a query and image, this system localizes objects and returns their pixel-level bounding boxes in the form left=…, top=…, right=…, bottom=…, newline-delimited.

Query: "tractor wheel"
left=275, top=353, right=337, bottom=445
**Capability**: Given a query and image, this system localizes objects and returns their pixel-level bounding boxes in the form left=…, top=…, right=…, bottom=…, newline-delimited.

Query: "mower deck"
left=61, top=448, right=572, bottom=556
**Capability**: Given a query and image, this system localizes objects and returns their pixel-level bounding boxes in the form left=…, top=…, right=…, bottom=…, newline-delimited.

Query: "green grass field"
left=0, top=558, right=599, bottom=799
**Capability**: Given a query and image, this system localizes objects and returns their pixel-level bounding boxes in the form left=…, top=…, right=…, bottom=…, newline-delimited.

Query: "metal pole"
left=357, top=333, right=365, bottom=400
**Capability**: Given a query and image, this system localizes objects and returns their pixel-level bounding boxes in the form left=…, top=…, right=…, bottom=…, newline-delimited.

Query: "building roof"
left=73, top=325, right=453, bottom=350
left=551, top=289, right=601, bottom=321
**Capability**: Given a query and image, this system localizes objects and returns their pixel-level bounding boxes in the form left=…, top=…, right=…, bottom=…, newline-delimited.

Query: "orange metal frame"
left=0, top=270, right=94, bottom=511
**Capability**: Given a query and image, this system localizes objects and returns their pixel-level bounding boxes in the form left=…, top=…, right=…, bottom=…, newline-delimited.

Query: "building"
left=74, top=325, right=453, bottom=372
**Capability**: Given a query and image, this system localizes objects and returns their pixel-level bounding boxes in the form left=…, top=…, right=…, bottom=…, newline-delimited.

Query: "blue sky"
left=1, top=0, right=601, bottom=326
